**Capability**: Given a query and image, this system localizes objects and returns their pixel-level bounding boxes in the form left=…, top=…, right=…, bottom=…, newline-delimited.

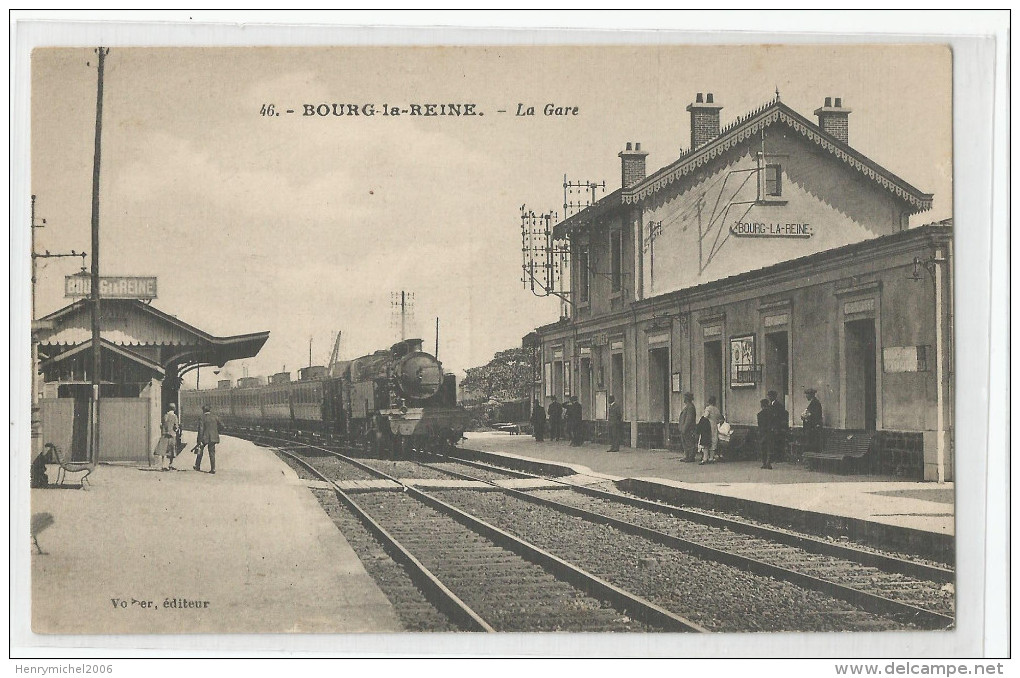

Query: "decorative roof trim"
left=38, top=298, right=270, bottom=348
left=621, top=101, right=933, bottom=214
left=40, top=338, right=166, bottom=376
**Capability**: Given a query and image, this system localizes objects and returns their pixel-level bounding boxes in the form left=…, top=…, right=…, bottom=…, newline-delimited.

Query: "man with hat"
left=195, top=404, right=224, bottom=474
left=801, top=388, right=823, bottom=457
left=678, top=392, right=698, bottom=462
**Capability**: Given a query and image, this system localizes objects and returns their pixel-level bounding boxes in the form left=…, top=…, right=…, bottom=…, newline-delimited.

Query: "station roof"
left=36, top=299, right=269, bottom=372
left=553, top=97, right=934, bottom=240
left=39, top=337, right=166, bottom=377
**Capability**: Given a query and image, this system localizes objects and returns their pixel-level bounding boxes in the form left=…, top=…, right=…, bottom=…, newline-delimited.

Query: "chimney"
left=686, top=92, right=723, bottom=150
left=814, top=96, right=852, bottom=145
left=618, top=141, right=649, bottom=189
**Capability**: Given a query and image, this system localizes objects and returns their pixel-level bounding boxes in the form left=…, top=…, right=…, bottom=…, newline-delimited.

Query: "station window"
left=764, top=164, right=782, bottom=197
left=577, top=246, right=590, bottom=304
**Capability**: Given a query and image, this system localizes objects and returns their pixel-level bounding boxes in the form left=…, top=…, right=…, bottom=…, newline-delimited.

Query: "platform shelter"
left=35, top=299, right=269, bottom=463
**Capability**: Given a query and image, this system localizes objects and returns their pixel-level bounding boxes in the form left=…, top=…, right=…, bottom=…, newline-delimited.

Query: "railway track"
left=239, top=430, right=953, bottom=632
left=427, top=455, right=955, bottom=629
left=262, top=437, right=703, bottom=632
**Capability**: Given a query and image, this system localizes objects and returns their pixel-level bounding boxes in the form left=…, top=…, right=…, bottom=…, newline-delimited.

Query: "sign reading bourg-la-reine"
left=65, top=276, right=158, bottom=300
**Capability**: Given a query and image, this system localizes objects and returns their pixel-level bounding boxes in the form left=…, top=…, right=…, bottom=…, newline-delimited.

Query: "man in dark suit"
left=801, top=388, right=823, bottom=456
left=767, top=390, right=789, bottom=464
left=567, top=396, right=584, bottom=446
left=678, top=392, right=698, bottom=462
left=530, top=399, right=546, bottom=442
left=757, top=398, right=774, bottom=469
left=195, top=405, right=224, bottom=474
left=607, top=395, right=623, bottom=452
left=547, top=397, right=563, bottom=441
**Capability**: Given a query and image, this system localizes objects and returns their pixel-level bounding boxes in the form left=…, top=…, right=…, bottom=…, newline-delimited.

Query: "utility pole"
left=30, top=196, right=86, bottom=462
left=89, top=47, right=108, bottom=464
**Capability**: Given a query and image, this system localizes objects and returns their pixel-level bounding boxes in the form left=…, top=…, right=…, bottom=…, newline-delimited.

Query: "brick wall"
left=819, top=115, right=849, bottom=144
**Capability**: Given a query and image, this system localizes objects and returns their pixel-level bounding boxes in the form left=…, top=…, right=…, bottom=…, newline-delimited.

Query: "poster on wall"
left=730, top=335, right=757, bottom=388
left=671, top=371, right=682, bottom=393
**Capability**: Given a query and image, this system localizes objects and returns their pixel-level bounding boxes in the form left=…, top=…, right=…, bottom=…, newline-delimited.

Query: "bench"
left=45, top=443, right=95, bottom=489
left=720, top=426, right=755, bottom=460
left=491, top=422, right=522, bottom=435
left=803, top=430, right=876, bottom=473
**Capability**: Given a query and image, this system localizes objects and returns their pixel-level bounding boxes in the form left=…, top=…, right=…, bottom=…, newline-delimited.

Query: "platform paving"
left=460, top=431, right=955, bottom=538
left=30, top=436, right=402, bottom=634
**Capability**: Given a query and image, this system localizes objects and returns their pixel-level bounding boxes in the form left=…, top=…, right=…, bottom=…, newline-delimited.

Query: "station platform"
left=458, top=431, right=955, bottom=560
left=30, top=436, right=402, bottom=635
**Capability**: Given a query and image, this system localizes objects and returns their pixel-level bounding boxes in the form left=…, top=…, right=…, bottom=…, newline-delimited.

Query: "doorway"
left=552, top=360, right=564, bottom=399
left=704, top=340, right=723, bottom=410
left=845, top=318, right=877, bottom=430
left=580, top=357, right=592, bottom=419
left=765, top=331, right=790, bottom=412
left=610, top=352, right=624, bottom=403
left=648, top=347, right=670, bottom=423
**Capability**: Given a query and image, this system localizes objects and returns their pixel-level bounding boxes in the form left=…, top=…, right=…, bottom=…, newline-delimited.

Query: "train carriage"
left=179, top=338, right=469, bottom=457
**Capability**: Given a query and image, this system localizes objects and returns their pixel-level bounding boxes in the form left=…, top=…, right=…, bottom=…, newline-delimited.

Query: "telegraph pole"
left=30, top=195, right=86, bottom=462
left=89, top=47, right=108, bottom=464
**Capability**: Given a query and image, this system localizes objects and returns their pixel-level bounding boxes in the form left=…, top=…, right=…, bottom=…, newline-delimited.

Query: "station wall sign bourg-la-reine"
left=64, top=276, right=157, bottom=300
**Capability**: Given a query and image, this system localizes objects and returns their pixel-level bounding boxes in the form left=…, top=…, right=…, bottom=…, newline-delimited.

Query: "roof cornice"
left=623, top=101, right=933, bottom=214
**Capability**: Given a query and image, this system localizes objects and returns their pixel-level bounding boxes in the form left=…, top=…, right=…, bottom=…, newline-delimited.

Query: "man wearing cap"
left=195, top=404, right=224, bottom=474
left=801, top=388, right=823, bottom=456
left=767, top=390, right=789, bottom=465
left=678, top=392, right=698, bottom=462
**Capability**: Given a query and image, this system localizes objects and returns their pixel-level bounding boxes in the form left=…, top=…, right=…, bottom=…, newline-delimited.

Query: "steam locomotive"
left=180, top=338, right=469, bottom=457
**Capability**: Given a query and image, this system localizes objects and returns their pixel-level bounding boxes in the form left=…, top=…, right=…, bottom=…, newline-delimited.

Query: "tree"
left=461, top=346, right=533, bottom=404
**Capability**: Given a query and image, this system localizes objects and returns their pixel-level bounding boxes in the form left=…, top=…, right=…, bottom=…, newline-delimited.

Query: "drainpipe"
left=932, top=246, right=948, bottom=483
left=631, top=303, right=639, bottom=449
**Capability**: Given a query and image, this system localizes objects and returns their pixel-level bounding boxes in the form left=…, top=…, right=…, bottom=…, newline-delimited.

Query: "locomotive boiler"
left=343, top=338, right=468, bottom=456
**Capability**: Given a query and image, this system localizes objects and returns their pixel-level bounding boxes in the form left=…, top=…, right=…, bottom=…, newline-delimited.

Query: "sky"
left=29, top=44, right=952, bottom=386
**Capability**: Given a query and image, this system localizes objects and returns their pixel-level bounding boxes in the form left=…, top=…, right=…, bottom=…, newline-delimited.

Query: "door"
left=610, top=352, right=624, bottom=402
left=99, top=398, right=152, bottom=463
left=648, top=347, right=670, bottom=423
left=39, top=398, right=74, bottom=461
left=845, top=319, right=877, bottom=430
left=765, top=331, right=790, bottom=415
left=704, top=340, right=723, bottom=410
left=579, top=357, right=592, bottom=420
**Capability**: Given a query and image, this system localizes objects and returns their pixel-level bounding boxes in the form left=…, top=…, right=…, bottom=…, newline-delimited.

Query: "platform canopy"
left=36, top=299, right=270, bottom=383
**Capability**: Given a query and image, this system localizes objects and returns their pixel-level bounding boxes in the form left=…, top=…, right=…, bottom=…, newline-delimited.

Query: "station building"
left=34, top=296, right=269, bottom=464
left=535, top=94, right=953, bottom=481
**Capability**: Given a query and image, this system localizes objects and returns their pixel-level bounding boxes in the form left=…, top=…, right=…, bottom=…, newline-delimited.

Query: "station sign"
left=65, top=276, right=158, bottom=300
left=731, top=221, right=812, bottom=238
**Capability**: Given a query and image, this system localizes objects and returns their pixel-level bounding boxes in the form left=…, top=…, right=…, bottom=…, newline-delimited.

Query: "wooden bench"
left=803, top=430, right=876, bottom=473
left=45, top=443, right=95, bottom=489
left=491, top=422, right=522, bottom=435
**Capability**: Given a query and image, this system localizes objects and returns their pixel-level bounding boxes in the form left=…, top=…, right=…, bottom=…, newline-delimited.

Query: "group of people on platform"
left=528, top=387, right=824, bottom=468
left=529, top=395, right=584, bottom=446
left=153, top=402, right=223, bottom=474
left=677, top=392, right=725, bottom=464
